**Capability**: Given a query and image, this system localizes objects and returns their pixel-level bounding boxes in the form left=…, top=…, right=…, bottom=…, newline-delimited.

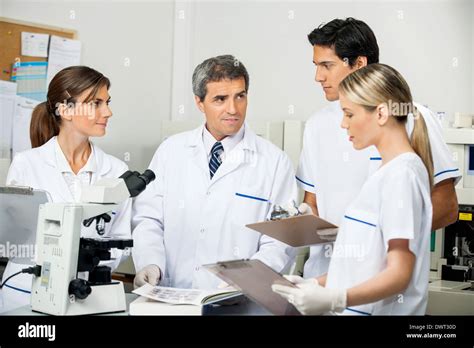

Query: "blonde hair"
left=339, top=63, right=434, bottom=188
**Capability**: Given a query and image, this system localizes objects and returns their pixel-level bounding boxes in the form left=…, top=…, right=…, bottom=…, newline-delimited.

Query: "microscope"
left=440, top=115, right=474, bottom=283
left=30, top=170, right=155, bottom=315
left=442, top=206, right=474, bottom=283
left=426, top=114, right=474, bottom=314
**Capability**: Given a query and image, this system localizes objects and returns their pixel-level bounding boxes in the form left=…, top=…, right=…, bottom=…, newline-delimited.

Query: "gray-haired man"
left=132, top=55, right=297, bottom=289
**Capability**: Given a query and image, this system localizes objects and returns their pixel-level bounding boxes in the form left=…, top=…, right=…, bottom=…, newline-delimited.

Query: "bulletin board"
left=0, top=17, right=77, bottom=81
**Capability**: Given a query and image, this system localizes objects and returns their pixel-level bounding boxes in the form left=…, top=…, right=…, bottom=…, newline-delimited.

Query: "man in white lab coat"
left=297, top=18, right=460, bottom=279
left=132, top=55, right=297, bottom=289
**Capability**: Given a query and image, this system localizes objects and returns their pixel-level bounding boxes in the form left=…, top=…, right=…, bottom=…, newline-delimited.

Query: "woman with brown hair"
left=1, top=66, right=131, bottom=312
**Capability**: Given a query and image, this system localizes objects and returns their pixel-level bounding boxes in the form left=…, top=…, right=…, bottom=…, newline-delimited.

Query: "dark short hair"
left=192, top=55, right=249, bottom=101
left=308, top=17, right=379, bottom=67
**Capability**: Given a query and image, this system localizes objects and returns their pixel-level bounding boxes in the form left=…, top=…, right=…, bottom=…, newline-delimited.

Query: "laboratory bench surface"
left=0, top=293, right=272, bottom=316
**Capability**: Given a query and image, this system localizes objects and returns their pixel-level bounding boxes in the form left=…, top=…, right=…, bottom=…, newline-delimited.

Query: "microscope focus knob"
left=68, top=279, right=92, bottom=300
left=92, top=256, right=101, bottom=266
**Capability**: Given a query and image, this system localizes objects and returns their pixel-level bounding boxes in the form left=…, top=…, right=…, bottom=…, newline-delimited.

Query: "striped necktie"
left=209, top=141, right=224, bottom=179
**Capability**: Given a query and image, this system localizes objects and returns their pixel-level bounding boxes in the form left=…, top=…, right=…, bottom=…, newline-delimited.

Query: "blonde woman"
left=273, top=64, right=433, bottom=315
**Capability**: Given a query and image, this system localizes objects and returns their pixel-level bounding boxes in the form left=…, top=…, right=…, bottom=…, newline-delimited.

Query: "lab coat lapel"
left=187, top=125, right=212, bottom=184
left=52, top=170, right=74, bottom=202
left=209, top=144, right=245, bottom=186
left=39, top=138, right=74, bottom=202
left=90, top=143, right=112, bottom=184
left=209, top=124, right=257, bottom=187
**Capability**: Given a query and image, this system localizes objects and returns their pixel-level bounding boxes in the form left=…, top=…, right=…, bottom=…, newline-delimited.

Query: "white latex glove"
left=283, top=274, right=319, bottom=286
left=134, top=264, right=162, bottom=289
left=278, top=200, right=298, bottom=216
left=297, top=202, right=313, bottom=215
left=271, top=281, right=346, bottom=315
left=317, top=227, right=338, bottom=242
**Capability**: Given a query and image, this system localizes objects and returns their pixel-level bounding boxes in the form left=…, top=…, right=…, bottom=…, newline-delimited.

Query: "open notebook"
left=130, top=284, right=242, bottom=315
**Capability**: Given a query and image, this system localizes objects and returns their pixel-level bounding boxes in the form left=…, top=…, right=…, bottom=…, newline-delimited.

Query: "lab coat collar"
left=54, top=137, right=97, bottom=174
left=40, top=136, right=112, bottom=176
left=187, top=122, right=257, bottom=153
left=202, top=123, right=245, bottom=157
left=238, top=122, right=257, bottom=153
left=187, top=123, right=258, bottom=186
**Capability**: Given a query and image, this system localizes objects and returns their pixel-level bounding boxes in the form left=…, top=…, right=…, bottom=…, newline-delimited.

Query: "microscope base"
left=31, top=281, right=127, bottom=316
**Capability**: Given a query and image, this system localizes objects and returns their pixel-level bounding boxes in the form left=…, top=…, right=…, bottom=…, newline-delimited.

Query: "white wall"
left=472, top=0, right=474, bottom=113
left=173, top=0, right=473, bottom=125
left=2, top=0, right=473, bottom=170
left=3, top=0, right=175, bottom=171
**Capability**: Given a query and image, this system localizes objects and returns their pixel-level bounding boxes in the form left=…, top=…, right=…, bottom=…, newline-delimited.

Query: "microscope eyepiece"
left=139, top=169, right=156, bottom=186
left=120, top=170, right=156, bottom=198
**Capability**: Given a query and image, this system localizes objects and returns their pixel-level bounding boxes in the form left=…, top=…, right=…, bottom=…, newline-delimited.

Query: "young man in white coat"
left=297, top=18, right=460, bottom=279
left=132, top=55, right=297, bottom=289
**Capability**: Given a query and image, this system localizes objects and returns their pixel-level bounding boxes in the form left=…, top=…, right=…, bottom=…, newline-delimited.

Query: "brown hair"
left=339, top=63, right=434, bottom=188
left=30, top=66, right=110, bottom=148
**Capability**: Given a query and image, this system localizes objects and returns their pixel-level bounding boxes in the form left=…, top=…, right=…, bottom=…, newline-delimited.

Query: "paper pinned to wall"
left=0, top=80, right=17, bottom=96
left=11, top=61, right=48, bottom=102
left=0, top=81, right=18, bottom=159
left=47, top=35, right=81, bottom=85
left=12, top=96, right=39, bottom=158
left=21, top=32, right=50, bottom=58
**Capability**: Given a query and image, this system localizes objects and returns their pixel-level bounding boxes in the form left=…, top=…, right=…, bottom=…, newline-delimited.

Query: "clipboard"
left=246, top=214, right=337, bottom=247
left=203, top=259, right=301, bottom=316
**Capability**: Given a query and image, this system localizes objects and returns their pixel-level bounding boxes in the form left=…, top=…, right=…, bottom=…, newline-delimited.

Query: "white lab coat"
left=132, top=123, right=297, bottom=289
left=1, top=136, right=132, bottom=312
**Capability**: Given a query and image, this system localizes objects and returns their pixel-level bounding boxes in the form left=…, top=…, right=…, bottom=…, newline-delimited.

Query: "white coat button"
left=195, top=266, right=200, bottom=271
left=206, top=191, right=210, bottom=195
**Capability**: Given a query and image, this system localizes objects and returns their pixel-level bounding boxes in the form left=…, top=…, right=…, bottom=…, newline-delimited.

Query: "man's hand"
left=134, top=264, right=162, bottom=289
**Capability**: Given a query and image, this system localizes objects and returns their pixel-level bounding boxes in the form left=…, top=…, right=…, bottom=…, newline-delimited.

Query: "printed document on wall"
left=0, top=81, right=18, bottom=159
left=47, top=35, right=81, bottom=85
left=11, top=62, right=48, bottom=102
left=21, top=32, right=49, bottom=57
left=12, top=96, right=40, bottom=158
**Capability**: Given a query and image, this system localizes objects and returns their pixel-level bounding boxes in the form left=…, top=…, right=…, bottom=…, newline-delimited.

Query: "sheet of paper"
left=132, top=283, right=236, bottom=306
left=0, top=81, right=18, bottom=159
left=0, top=80, right=17, bottom=96
left=133, top=283, right=207, bottom=305
left=11, top=62, right=48, bottom=102
left=21, top=32, right=49, bottom=57
left=47, top=35, right=81, bottom=85
left=12, top=96, right=39, bottom=158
